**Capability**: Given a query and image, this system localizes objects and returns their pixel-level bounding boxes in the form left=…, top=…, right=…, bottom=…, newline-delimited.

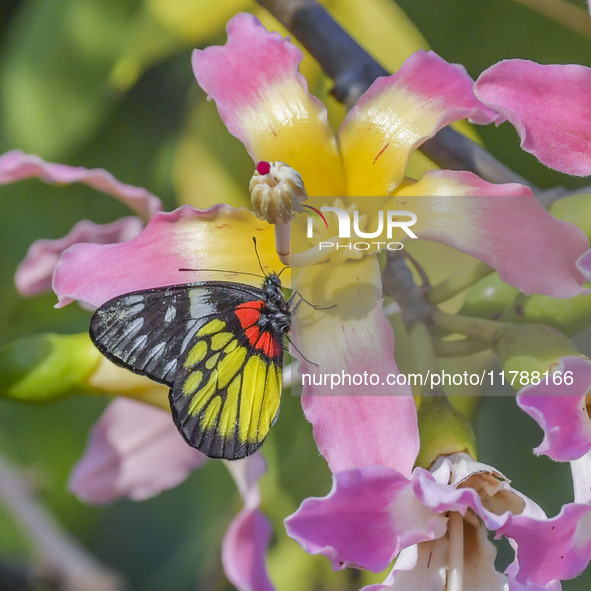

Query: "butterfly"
left=89, top=270, right=291, bottom=460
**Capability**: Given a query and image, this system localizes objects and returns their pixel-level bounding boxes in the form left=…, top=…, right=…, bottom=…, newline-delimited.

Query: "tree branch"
left=255, top=0, right=533, bottom=188
left=0, top=452, right=125, bottom=591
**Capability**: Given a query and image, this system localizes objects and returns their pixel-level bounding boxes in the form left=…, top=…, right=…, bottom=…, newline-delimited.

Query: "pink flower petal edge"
left=192, top=13, right=328, bottom=161
left=52, top=204, right=265, bottom=308
left=500, top=503, right=591, bottom=586
left=475, top=60, right=591, bottom=175
left=15, top=217, right=144, bottom=296
left=404, top=170, right=590, bottom=298
left=343, top=49, right=498, bottom=131
left=517, top=356, right=591, bottom=461
left=222, top=509, right=275, bottom=591
left=284, top=466, right=447, bottom=573
left=69, top=398, right=206, bottom=504
left=223, top=456, right=275, bottom=591
left=0, top=150, right=162, bottom=218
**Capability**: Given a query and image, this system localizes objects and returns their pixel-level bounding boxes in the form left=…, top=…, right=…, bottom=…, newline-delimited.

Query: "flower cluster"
left=3, top=10, right=591, bottom=591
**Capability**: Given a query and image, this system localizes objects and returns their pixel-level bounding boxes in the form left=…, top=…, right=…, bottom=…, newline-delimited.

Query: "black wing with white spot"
left=89, top=281, right=266, bottom=386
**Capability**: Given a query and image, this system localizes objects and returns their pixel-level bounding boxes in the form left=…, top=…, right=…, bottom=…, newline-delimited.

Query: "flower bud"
left=460, top=272, right=518, bottom=319
left=463, top=271, right=591, bottom=336
left=0, top=333, right=101, bottom=402
left=415, top=395, right=478, bottom=469
left=493, top=324, right=579, bottom=382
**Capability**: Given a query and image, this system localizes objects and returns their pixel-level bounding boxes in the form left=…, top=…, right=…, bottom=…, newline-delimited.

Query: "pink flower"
left=69, top=398, right=206, bottom=503
left=0, top=150, right=162, bottom=296
left=70, top=397, right=275, bottom=591
left=578, top=249, right=591, bottom=284
left=517, top=356, right=591, bottom=463
left=286, top=453, right=591, bottom=589
left=189, top=12, right=590, bottom=483
left=7, top=12, right=591, bottom=591
left=516, top=355, right=591, bottom=510
left=475, top=60, right=591, bottom=176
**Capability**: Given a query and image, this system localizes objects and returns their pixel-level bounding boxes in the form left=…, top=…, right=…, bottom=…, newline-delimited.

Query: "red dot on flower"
left=256, top=161, right=271, bottom=175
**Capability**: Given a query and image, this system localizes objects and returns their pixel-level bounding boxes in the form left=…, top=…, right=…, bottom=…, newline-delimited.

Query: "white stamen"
left=250, top=161, right=308, bottom=266
left=447, top=511, right=464, bottom=591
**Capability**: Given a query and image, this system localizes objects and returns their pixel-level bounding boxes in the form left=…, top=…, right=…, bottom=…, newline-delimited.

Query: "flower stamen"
left=250, top=161, right=307, bottom=266
left=447, top=511, right=464, bottom=591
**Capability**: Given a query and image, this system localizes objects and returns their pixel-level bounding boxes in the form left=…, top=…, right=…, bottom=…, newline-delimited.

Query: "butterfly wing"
left=90, top=283, right=222, bottom=385
left=90, top=281, right=286, bottom=460
left=170, top=292, right=285, bottom=459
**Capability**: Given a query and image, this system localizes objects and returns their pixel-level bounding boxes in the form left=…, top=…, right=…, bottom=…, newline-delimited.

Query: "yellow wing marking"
left=184, top=340, right=208, bottom=367
left=217, top=344, right=247, bottom=388
left=238, top=356, right=281, bottom=444
left=197, top=319, right=225, bottom=336
left=182, top=370, right=203, bottom=396
left=205, top=352, right=221, bottom=370
left=179, top=319, right=283, bottom=451
left=218, top=375, right=241, bottom=438
left=201, top=396, right=222, bottom=429
left=211, top=331, right=233, bottom=350
left=188, top=370, right=218, bottom=415
left=224, top=339, right=238, bottom=354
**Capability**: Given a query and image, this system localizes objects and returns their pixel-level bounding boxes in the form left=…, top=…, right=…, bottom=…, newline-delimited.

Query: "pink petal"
left=339, top=50, right=498, bottom=195
left=0, top=150, right=162, bottom=218
left=222, top=508, right=275, bottom=591
left=284, top=466, right=447, bottom=573
left=294, top=260, right=419, bottom=476
left=192, top=13, right=344, bottom=196
left=412, top=466, right=514, bottom=532
left=225, top=453, right=267, bottom=508
left=15, top=217, right=143, bottom=296
left=53, top=204, right=277, bottom=308
left=301, top=393, right=419, bottom=477
left=475, top=60, right=591, bottom=175
left=69, top=398, right=205, bottom=504
left=500, top=503, right=591, bottom=585
left=222, top=455, right=275, bottom=591
left=414, top=455, right=544, bottom=531
left=395, top=171, right=589, bottom=297
left=505, top=560, right=562, bottom=591
left=517, top=357, right=591, bottom=461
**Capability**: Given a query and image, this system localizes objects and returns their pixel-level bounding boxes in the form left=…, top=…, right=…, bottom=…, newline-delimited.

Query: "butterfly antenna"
left=177, top=267, right=263, bottom=280
left=252, top=237, right=267, bottom=277
left=285, top=335, right=319, bottom=367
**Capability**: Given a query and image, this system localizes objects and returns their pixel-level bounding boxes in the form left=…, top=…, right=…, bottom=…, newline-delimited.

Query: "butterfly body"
left=90, top=274, right=290, bottom=460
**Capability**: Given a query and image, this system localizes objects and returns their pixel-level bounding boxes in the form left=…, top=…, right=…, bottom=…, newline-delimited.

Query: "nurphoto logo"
left=303, top=205, right=418, bottom=252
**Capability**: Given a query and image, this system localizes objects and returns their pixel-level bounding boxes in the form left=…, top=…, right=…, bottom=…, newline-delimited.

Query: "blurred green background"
left=0, top=0, right=590, bottom=589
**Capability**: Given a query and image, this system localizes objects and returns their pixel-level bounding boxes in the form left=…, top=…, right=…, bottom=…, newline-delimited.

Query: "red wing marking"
left=256, top=330, right=282, bottom=359
left=244, top=325, right=261, bottom=345
left=235, top=300, right=283, bottom=358
left=235, top=300, right=265, bottom=329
